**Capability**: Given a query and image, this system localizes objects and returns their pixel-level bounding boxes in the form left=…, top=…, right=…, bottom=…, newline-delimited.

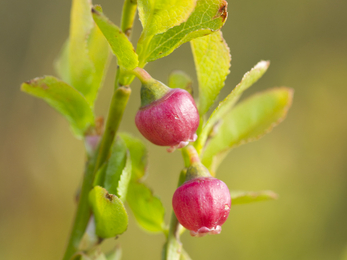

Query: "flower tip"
left=190, top=225, right=222, bottom=237
left=166, top=133, right=198, bottom=153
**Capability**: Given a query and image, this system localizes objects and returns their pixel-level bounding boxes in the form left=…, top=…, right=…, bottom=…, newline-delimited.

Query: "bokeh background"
left=1, top=0, right=347, bottom=259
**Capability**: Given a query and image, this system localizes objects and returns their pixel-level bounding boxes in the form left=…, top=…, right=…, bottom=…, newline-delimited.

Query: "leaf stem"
left=182, top=145, right=200, bottom=164
left=63, top=87, right=131, bottom=260
left=164, top=170, right=186, bottom=260
left=62, top=157, right=96, bottom=260
left=63, top=1, right=138, bottom=258
left=121, top=0, right=137, bottom=38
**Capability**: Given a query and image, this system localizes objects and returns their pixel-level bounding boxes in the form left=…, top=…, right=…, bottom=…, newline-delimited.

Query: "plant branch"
left=164, top=169, right=186, bottom=260
left=121, top=0, right=137, bottom=38
left=94, top=86, right=131, bottom=172
left=63, top=70, right=131, bottom=260
left=62, top=157, right=96, bottom=260
left=63, top=1, right=138, bottom=259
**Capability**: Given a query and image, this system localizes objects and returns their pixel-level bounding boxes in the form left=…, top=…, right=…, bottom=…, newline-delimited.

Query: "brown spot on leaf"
left=105, top=192, right=113, bottom=201
left=41, top=83, right=49, bottom=90
left=216, top=1, right=228, bottom=22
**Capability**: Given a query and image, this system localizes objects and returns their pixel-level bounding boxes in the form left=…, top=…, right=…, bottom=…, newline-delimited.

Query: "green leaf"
left=21, top=76, right=94, bottom=138
left=89, top=186, right=128, bottom=238
left=68, top=0, right=94, bottom=105
left=93, top=162, right=107, bottom=187
left=117, top=151, right=132, bottom=202
left=119, top=133, right=148, bottom=180
left=127, top=181, right=165, bottom=233
left=78, top=217, right=98, bottom=251
left=72, top=248, right=107, bottom=260
left=138, top=0, right=228, bottom=63
left=87, top=25, right=111, bottom=103
left=55, top=39, right=70, bottom=83
left=202, top=87, right=294, bottom=172
left=92, top=8, right=138, bottom=70
left=106, top=246, right=122, bottom=260
left=138, top=0, right=197, bottom=36
left=180, top=249, right=192, bottom=260
left=196, top=60, right=270, bottom=153
left=168, top=70, right=193, bottom=95
left=56, top=1, right=110, bottom=107
left=231, top=190, right=278, bottom=205
left=191, top=30, right=231, bottom=116
left=104, top=137, right=127, bottom=198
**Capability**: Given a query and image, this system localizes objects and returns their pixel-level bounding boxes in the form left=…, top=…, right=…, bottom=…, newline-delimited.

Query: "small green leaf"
left=78, top=217, right=98, bottom=251
left=72, top=248, right=107, bottom=260
left=138, top=0, right=197, bottom=36
left=104, top=137, right=127, bottom=197
left=127, top=181, right=165, bottom=233
left=93, top=163, right=107, bottom=187
left=21, top=76, right=94, bottom=138
left=231, top=190, right=278, bottom=205
left=119, top=133, right=148, bottom=180
left=117, top=151, right=132, bottom=202
left=191, top=31, right=231, bottom=116
left=202, top=87, right=294, bottom=172
left=89, top=186, right=128, bottom=238
left=168, top=70, right=193, bottom=95
left=92, top=8, right=138, bottom=70
left=138, top=0, right=228, bottom=63
left=196, top=60, right=270, bottom=153
left=180, top=249, right=192, bottom=260
left=106, top=245, right=122, bottom=260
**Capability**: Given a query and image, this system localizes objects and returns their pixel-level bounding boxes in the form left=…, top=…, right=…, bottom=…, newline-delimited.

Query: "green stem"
left=94, top=86, right=131, bottom=171
left=164, top=170, right=187, bottom=260
left=63, top=84, right=131, bottom=260
left=62, top=157, right=96, bottom=260
left=63, top=0, right=138, bottom=258
left=182, top=145, right=199, bottom=165
left=120, top=0, right=137, bottom=38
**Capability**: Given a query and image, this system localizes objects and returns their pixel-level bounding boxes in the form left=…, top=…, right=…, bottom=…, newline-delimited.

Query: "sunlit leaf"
left=202, top=87, right=294, bottom=172
left=138, top=0, right=197, bottom=36
left=191, top=30, right=231, bottom=116
left=68, top=0, right=94, bottom=103
left=127, top=181, right=165, bottom=233
left=138, top=0, right=228, bottom=63
left=119, top=133, right=148, bottom=180
left=92, top=7, right=138, bottom=70
left=168, top=70, right=193, bottom=95
left=55, top=1, right=110, bottom=107
left=87, top=25, right=111, bottom=103
left=89, top=186, right=128, bottom=238
left=21, top=76, right=94, bottom=138
left=55, top=39, right=70, bottom=83
left=196, top=60, right=270, bottom=153
left=231, top=190, right=278, bottom=205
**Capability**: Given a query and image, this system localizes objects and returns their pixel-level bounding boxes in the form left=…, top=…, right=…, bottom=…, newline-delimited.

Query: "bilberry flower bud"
left=134, top=68, right=199, bottom=152
left=172, top=161, right=231, bottom=237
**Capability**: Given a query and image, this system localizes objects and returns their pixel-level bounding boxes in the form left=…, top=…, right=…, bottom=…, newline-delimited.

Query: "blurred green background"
left=1, top=0, right=347, bottom=259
